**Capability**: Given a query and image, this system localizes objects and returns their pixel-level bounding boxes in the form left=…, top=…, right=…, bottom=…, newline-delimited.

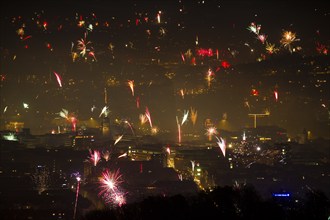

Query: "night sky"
left=1, top=0, right=329, bottom=138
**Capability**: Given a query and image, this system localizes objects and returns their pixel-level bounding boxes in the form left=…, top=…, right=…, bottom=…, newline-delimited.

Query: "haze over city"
left=1, top=1, right=329, bottom=219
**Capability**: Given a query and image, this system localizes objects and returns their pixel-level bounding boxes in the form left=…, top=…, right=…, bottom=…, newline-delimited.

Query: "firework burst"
left=98, top=169, right=126, bottom=206
left=280, top=31, right=300, bottom=53
left=265, top=42, right=279, bottom=54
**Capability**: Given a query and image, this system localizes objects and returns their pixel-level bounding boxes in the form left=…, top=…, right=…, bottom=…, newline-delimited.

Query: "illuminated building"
left=5, top=122, right=24, bottom=132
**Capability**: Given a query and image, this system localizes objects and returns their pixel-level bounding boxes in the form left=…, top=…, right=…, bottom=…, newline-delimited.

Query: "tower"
left=102, top=116, right=111, bottom=137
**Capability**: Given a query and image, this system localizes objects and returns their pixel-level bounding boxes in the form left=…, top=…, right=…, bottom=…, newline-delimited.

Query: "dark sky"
left=1, top=0, right=329, bottom=138
left=2, top=0, right=329, bottom=53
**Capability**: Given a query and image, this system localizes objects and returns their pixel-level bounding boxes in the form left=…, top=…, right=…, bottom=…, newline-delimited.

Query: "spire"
left=104, top=87, right=108, bottom=105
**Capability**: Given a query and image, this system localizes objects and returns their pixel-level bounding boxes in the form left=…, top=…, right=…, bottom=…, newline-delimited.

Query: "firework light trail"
left=99, top=106, right=108, bottom=118
left=274, top=90, right=279, bottom=102
left=206, top=68, right=214, bottom=88
left=114, top=135, right=123, bottom=146
left=242, top=131, right=247, bottom=141
left=176, top=116, right=181, bottom=144
left=181, top=110, right=189, bottom=126
left=190, top=160, right=195, bottom=172
left=124, top=120, right=135, bottom=136
left=157, top=11, right=161, bottom=24
left=136, top=97, right=140, bottom=109
left=145, top=107, right=153, bottom=128
left=73, top=174, right=81, bottom=220
left=180, top=89, right=185, bottom=99
left=139, top=114, right=148, bottom=126
left=127, top=80, right=134, bottom=96
left=181, top=52, right=185, bottom=62
left=118, top=152, right=127, bottom=158
left=70, top=116, right=77, bottom=132
left=216, top=136, right=226, bottom=157
left=89, top=150, right=101, bottom=166
left=166, top=146, right=171, bottom=154
left=102, top=150, right=110, bottom=162
left=53, top=71, right=62, bottom=87
left=190, top=107, right=198, bottom=126
left=59, top=108, right=69, bottom=120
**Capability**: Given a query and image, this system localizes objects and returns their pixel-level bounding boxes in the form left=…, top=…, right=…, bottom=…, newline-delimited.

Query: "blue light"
left=273, top=193, right=290, bottom=197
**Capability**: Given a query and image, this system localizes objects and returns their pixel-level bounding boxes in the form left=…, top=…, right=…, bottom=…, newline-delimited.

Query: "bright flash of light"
left=257, top=34, right=267, bottom=44
left=280, top=31, right=300, bottom=53
left=59, top=108, right=69, bottom=120
left=190, top=107, right=198, bottom=126
left=151, top=126, right=159, bottom=135
left=127, top=80, right=134, bottom=96
left=99, top=169, right=123, bottom=194
left=2, top=133, right=18, bottom=141
left=181, top=110, right=189, bottom=126
left=180, top=89, right=185, bottom=99
left=206, top=68, right=215, bottom=88
left=242, top=131, right=247, bottom=141
left=206, top=127, right=218, bottom=136
left=53, top=71, right=62, bottom=87
left=139, top=114, right=148, bottom=125
left=89, top=150, right=101, bottom=166
left=70, top=117, right=77, bottom=132
left=157, top=11, right=161, bottom=23
left=114, top=135, right=123, bottom=146
left=103, top=150, right=110, bottom=162
left=118, top=152, right=127, bottom=158
left=145, top=107, right=153, bottom=128
left=88, top=51, right=97, bottom=61
left=77, top=35, right=91, bottom=57
left=265, top=42, right=278, bottom=54
left=23, top=102, right=29, bottom=109
left=17, top=28, right=25, bottom=37
left=190, top=160, right=195, bottom=172
left=113, top=192, right=126, bottom=207
left=73, top=173, right=81, bottom=220
left=99, top=106, right=109, bottom=118
left=181, top=52, right=185, bottom=62
left=316, top=42, right=328, bottom=55
left=247, top=22, right=261, bottom=35
left=216, top=136, right=226, bottom=157
left=274, top=90, right=278, bottom=102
